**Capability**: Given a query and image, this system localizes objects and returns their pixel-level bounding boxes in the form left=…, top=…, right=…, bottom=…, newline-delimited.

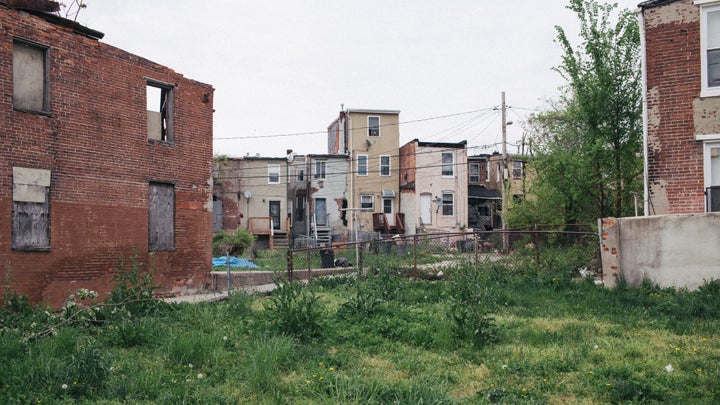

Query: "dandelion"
left=319, top=361, right=324, bottom=367
left=501, top=364, right=508, bottom=370
left=73, top=381, right=77, bottom=385
left=188, top=363, right=194, bottom=369
left=606, top=383, right=612, bottom=387
left=329, top=367, right=335, bottom=371
left=197, top=373, right=203, bottom=379
left=306, top=380, right=311, bottom=384
left=588, top=371, right=593, bottom=375
left=319, top=376, right=324, bottom=381
left=222, top=336, right=228, bottom=341
left=665, top=364, right=674, bottom=373
left=61, top=384, right=68, bottom=390
left=675, top=347, right=681, bottom=352
left=696, top=368, right=703, bottom=373
left=593, top=345, right=599, bottom=350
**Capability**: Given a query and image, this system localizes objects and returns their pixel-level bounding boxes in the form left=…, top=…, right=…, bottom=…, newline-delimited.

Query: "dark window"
left=12, top=167, right=51, bottom=250
left=469, top=163, right=480, bottom=184
left=147, top=80, right=174, bottom=142
left=368, top=116, right=380, bottom=136
left=512, top=160, right=524, bottom=179
left=296, top=169, right=304, bottom=182
left=13, top=40, right=48, bottom=113
left=442, top=193, right=454, bottom=216
left=149, top=182, right=174, bottom=251
left=315, top=161, right=326, bottom=179
left=442, top=152, right=454, bottom=176
left=268, top=164, right=280, bottom=184
left=361, top=194, right=373, bottom=210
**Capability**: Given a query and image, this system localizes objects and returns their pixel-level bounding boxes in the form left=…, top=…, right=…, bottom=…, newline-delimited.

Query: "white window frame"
left=360, top=194, right=374, bottom=210
left=368, top=116, right=380, bottom=136
left=357, top=154, right=368, bottom=176
left=268, top=164, right=281, bottom=184
left=699, top=1, right=720, bottom=97
left=698, top=134, right=720, bottom=210
left=469, top=162, right=480, bottom=184
left=441, top=152, right=454, bottom=177
left=441, top=192, right=454, bottom=216
left=296, top=168, right=304, bottom=182
left=380, top=155, right=391, bottom=176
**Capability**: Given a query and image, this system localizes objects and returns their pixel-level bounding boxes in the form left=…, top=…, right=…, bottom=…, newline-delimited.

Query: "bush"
left=213, top=229, right=255, bottom=257
left=447, top=264, right=498, bottom=347
left=265, top=279, right=324, bottom=343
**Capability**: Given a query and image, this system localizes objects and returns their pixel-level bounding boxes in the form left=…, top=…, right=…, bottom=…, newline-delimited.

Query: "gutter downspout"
left=639, top=7, right=651, bottom=216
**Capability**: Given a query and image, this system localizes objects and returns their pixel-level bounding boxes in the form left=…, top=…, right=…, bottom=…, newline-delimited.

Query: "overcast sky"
left=78, top=0, right=641, bottom=158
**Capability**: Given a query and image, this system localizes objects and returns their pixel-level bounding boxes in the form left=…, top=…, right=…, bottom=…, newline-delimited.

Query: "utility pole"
left=501, top=92, right=509, bottom=254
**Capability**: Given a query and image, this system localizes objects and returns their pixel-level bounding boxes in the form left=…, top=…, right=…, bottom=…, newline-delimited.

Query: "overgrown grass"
left=2, top=254, right=720, bottom=403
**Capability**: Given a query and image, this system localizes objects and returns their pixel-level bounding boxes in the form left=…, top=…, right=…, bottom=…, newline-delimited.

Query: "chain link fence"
left=286, top=226, right=601, bottom=281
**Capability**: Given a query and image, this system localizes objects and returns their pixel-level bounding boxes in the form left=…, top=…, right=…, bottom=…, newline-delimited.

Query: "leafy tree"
left=510, top=0, right=642, bottom=227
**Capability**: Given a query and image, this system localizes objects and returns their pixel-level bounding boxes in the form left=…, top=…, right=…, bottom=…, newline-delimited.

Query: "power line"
left=213, top=107, right=495, bottom=141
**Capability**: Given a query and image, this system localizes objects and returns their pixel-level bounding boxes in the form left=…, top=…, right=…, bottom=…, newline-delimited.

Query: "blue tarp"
left=212, top=256, right=260, bottom=269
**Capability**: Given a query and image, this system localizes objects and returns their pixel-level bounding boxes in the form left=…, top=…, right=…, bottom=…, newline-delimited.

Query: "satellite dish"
left=244, top=191, right=252, bottom=200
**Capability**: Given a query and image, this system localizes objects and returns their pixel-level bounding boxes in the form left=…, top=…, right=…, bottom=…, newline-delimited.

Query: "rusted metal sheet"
left=3, top=0, right=61, bottom=12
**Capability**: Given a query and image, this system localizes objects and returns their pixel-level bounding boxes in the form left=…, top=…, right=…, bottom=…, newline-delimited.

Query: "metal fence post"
left=474, top=230, right=479, bottom=269
left=534, top=225, right=540, bottom=271
left=287, top=249, right=294, bottom=281
left=413, top=234, right=418, bottom=280
left=226, top=251, right=231, bottom=296
left=359, top=240, right=364, bottom=275
left=306, top=247, right=311, bottom=273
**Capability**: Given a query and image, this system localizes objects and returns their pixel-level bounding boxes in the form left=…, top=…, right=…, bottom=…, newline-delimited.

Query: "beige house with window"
left=328, top=109, right=403, bottom=237
left=399, top=140, right=468, bottom=234
left=213, top=155, right=290, bottom=248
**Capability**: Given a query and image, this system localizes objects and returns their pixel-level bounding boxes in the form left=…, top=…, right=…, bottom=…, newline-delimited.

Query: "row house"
left=213, top=155, right=290, bottom=248
left=1, top=0, right=215, bottom=306
left=328, top=109, right=404, bottom=238
left=288, top=154, right=350, bottom=246
left=467, top=154, right=502, bottom=229
left=400, top=140, right=469, bottom=234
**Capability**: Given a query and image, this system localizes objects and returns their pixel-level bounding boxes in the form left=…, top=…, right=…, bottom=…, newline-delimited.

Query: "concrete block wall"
left=600, top=213, right=720, bottom=290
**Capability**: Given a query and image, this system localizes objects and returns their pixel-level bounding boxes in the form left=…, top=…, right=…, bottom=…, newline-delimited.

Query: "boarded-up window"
left=13, top=40, right=48, bottom=112
left=149, top=182, right=174, bottom=251
left=147, top=80, right=174, bottom=142
left=12, top=167, right=51, bottom=250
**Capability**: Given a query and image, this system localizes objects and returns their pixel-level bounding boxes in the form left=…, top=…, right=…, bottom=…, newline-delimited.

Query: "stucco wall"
left=600, top=214, right=720, bottom=290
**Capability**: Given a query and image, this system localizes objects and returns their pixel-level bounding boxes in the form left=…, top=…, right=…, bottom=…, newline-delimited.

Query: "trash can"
left=320, top=248, right=334, bottom=268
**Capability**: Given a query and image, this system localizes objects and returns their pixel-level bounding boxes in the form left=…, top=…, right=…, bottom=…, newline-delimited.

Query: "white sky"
left=78, top=0, right=641, bottom=158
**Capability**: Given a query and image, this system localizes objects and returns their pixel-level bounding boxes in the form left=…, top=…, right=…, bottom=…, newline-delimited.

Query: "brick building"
left=1, top=1, right=215, bottom=306
left=640, top=0, right=720, bottom=214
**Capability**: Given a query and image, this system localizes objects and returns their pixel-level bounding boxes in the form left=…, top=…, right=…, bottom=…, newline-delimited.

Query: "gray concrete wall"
left=601, top=213, right=720, bottom=290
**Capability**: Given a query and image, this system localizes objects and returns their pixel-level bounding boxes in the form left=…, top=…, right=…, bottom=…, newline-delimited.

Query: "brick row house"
left=1, top=1, right=214, bottom=306
left=640, top=0, right=720, bottom=214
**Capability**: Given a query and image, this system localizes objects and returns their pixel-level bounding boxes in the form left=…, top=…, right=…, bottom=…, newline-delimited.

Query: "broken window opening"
left=147, top=81, right=174, bottom=142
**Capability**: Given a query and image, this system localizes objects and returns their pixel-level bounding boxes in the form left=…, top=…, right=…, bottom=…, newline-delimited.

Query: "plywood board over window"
left=149, top=182, right=175, bottom=251
left=12, top=167, right=51, bottom=250
left=13, top=39, right=49, bottom=113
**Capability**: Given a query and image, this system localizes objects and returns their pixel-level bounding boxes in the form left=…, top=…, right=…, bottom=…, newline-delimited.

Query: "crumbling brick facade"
left=642, top=0, right=706, bottom=214
left=0, top=4, right=214, bottom=307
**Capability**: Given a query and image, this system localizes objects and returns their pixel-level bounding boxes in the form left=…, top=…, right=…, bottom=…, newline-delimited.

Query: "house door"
left=383, top=198, right=395, bottom=226
left=420, top=193, right=432, bottom=225
left=315, top=198, right=327, bottom=226
left=705, top=142, right=720, bottom=211
left=269, top=201, right=281, bottom=230
left=213, top=198, right=223, bottom=232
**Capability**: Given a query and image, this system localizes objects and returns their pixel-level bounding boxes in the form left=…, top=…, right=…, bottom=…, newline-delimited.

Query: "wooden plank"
left=12, top=188, right=50, bottom=249
left=149, top=183, right=174, bottom=251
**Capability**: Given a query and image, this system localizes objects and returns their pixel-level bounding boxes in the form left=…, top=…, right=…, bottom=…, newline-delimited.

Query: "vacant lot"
left=1, top=258, right=719, bottom=404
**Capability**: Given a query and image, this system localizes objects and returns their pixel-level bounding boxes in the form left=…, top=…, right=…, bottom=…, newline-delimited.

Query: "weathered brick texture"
left=643, top=0, right=705, bottom=214
left=0, top=6, right=214, bottom=307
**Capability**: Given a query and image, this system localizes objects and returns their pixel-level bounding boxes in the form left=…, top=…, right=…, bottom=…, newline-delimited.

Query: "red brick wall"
left=399, top=141, right=416, bottom=191
left=643, top=0, right=705, bottom=214
left=0, top=7, right=214, bottom=307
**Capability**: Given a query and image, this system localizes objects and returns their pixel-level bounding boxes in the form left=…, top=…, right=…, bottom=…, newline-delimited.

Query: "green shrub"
left=447, top=264, right=498, bottom=347
left=106, top=255, right=162, bottom=317
left=213, top=229, right=255, bottom=257
left=265, top=279, right=324, bottom=343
